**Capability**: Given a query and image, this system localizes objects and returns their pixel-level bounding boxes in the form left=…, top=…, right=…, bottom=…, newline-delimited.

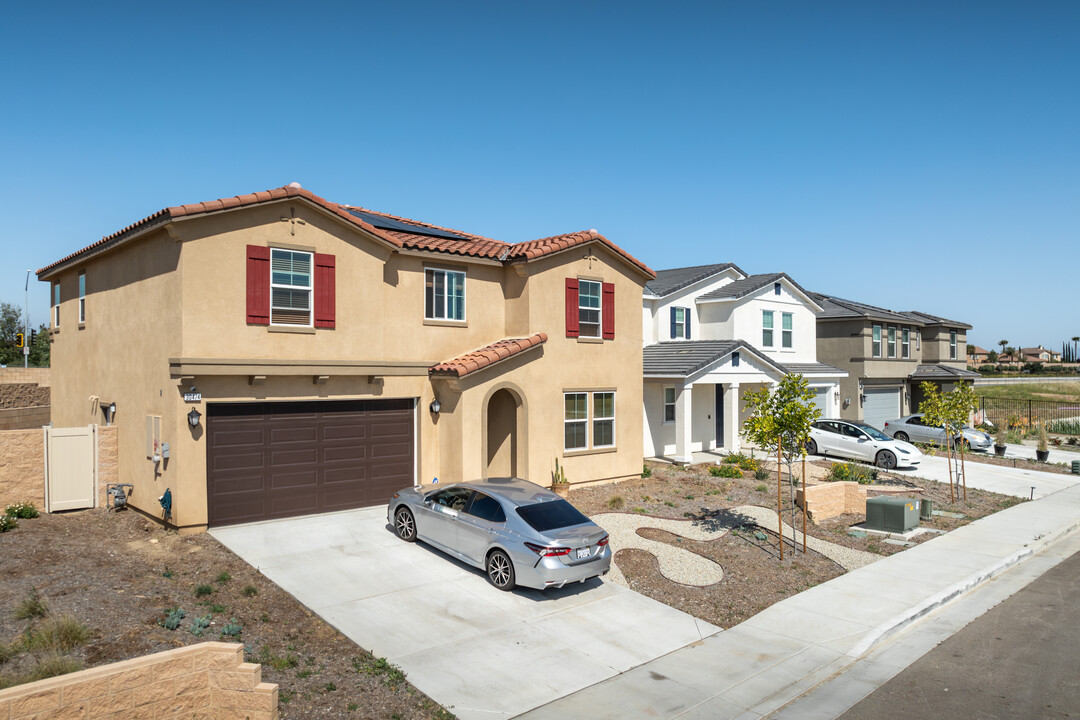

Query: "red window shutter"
left=565, top=278, right=579, bottom=337
left=246, top=245, right=270, bottom=325
left=602, top=282, right=615, bottom=339
left=314, top=253, right=336, bottom=329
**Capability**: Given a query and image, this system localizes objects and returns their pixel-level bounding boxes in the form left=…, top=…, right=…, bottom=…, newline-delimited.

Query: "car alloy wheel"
left=394, top=507, right=417, bottom=542
left=806, top=439, right=818, bottom=455
left=894, top=431, right=909, bottom=442
left=486, top=549, right=516, bottom=591
left=876, top=450, right=897, bottom=469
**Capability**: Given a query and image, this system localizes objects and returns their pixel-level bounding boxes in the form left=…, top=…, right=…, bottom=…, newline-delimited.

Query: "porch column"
left=723, top=382, right=740, bottom=453
left=673, top=381, right=693, bottom=464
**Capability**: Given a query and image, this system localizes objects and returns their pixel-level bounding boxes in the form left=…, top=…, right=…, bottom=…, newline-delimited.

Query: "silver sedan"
left=883, top=414, right=993, bottom=451
left=387, top=477, right=611, bottom=591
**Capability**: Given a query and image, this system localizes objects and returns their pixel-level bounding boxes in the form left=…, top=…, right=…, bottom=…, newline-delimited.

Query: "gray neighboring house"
left=811, top=294, right=979, bottom=429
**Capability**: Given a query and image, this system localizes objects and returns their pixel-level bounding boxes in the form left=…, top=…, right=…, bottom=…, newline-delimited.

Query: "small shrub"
left=641, top=464, right=652, bottom=478
left=348, top=703, right=359, bottom=712
left=607, top=495, right=625, bottom=509
left=26, top=654, right=82, bottom=682
left=189, top=614, right=212, bottom=637
left=215, top=571, right=231, bottom=584
left=242, top=585, right=258, bottom=597
left=664, top=501, right=676, bottom=507
left=208, top=604, right=226, bottom=614
left=633, top=507, right=646, bottom=514
left=0, top=515, right=17, bottom=533
left=297, top=669, right=313, bottom=678
left=0, top=640, right=17, bottom=665
left=162, top=567, right=174, bottom=579
left=723, top=453, right=745, bottom=465
left=26, top=615, right=91, bottom=652
left=710, top=464, right=742, bottom=479
left=15, top=588, right=49, bottom=620
left=162, top=607, right=186, bottom=631
left=738, top=458, right=758, bottom=471
left=683, top=494, right=694, bottom=500
left=220, top=619, right=242, bottom=638
left=4, top=502, right=39, bottom=519
left=324, top=682, right=337, bottom=692
left=194, top=584, right=214, bottom=598
left=754, top=484, right=767, bottom=492
left=259, top=646, right=299, bottom=671
left=826, top=462, right=851, bottom=482
left=754, top=468, right=771, bottom=481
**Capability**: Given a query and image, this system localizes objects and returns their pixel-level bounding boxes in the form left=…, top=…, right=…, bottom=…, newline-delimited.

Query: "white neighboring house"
left=642, top=263, right=847, bottom=462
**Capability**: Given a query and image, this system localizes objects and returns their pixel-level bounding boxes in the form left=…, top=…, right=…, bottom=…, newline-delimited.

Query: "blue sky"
left=2, top=1, right=1077, bottom=351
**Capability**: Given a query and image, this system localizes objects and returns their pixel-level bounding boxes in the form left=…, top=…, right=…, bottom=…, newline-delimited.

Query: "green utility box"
left=866, top=496, right=920, bottom=533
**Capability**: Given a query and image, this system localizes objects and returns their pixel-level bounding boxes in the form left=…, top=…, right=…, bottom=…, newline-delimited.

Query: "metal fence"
left=978, top=396, right=1080, bottom=433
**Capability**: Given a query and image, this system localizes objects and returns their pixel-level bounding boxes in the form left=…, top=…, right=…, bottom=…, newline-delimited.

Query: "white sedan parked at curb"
left=806, top=419, right=923, bottom=469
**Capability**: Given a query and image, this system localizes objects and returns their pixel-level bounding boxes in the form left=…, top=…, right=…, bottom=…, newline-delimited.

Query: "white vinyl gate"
left=44, top=425, right=97, bottom=512
left=862, top=388, right=901, bottom=431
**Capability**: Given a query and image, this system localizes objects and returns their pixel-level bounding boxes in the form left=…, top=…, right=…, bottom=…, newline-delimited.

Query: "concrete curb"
left=846, top=547, right=1032, bottom=658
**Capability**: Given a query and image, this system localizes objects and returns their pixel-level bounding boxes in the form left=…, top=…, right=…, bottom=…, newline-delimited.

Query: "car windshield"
left=516, top=499, right=590, bottom=533
left=853, top=423, right=892, bottom=441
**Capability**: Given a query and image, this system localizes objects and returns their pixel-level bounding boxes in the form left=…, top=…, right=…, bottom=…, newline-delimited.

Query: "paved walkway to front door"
left=211, top=507, right=719, bottom=720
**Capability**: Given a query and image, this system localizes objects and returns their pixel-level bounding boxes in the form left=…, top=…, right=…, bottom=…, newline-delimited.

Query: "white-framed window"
left=578, top=280, right=602, bottom=338
left=672, top=307, right=688, bottom=339
left=53, top=282, right=60, bottom=327
left=564, top=392, right=588, bottom=450
left=663, top=387, right=676, bottom=423
left=78, top=272, right=86, bottom=324
left=564, top=391, right=617, bottom=450
left=950, top=331, right=958, bottom=360
left=872, top=325, right=882, bottom=357
left=593, top=392, right=615, bottom=448
left=902, top=328, right=910, bottom=359
left=887, top=326, right=896, bottom=358
left=781, top=312, right=793, bottom=349
left=270, top=248, right=312, bottom=326
left=425, top=267, right=465, bottom=321
left=762, top=310, right=774, bottom=347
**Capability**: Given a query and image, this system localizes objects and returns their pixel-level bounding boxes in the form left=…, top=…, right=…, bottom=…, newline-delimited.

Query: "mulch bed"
left=0, top=509, right=454, bottom=719
left=570, top=459, right=1026, bottom=629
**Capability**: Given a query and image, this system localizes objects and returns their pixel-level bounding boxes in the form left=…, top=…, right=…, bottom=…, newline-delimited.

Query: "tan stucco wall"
left=43, top=199, right=648, bottom=529
left=0, top=641, right=277, bottom=720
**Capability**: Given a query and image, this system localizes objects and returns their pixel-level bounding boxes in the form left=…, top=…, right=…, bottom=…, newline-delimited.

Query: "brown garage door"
left=206, top=399, right=414, bottom=527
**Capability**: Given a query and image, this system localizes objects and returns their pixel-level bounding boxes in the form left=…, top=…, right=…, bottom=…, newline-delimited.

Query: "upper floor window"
left=271, top=249, right=312, bottom=326
left=872, top=325, right=882, bottom=357
left=887, top=326, right=896, bottom=358
left=425, top=268, right=465, bottom=321
left=578, top=280, right=602, bottom=338
left=950, top=331, right=958, bottom=360
left=916, top=330, right=921, bottom=351
left=762, top=310, right=774, bottom=347
left=670, top=307, right=690, bottom=339
left=53, top=282, right=60, bottom=327
left=781, top=312, right=793, bottom=349
left=902, top=328, right=910, bottom=359
left=78, top=272, right=86, bottom=324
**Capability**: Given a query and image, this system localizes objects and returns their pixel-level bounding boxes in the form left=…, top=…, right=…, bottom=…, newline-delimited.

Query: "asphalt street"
left=837, top=548, right=1080, bottom=720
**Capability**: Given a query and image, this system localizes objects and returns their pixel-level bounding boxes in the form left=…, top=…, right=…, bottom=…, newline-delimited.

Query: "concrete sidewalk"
left=518, top=482, right=1080, bottom=720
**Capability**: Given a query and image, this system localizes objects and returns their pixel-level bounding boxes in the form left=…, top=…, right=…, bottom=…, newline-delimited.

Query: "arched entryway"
left=486, top=388, right=521, bottom=478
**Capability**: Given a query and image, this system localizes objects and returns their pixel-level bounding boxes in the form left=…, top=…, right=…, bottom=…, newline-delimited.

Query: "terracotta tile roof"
left=38, top=185, right=654, bottom=279
left=429, top=333, right=548, bottom=378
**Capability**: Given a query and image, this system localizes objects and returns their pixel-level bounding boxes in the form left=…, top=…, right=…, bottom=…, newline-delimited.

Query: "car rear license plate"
left=576, top=547, right=591, bottom=559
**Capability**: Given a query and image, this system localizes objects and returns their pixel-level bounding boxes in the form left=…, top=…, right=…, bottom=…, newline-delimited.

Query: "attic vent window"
left=774, top=282, right=781, bottom=296
left=732, top=352, right=740, bottom=367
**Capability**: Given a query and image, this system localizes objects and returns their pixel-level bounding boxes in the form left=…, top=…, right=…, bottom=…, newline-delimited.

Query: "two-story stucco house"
left=811, top=295, right=978, bottom=429
left=37, top=184, right=653, bottom=531
left=641, top=264, right=846, bottom=463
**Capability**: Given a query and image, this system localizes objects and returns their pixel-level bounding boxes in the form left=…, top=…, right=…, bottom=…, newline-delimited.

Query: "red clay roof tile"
left=429, top=333, right=548, bottom=378
left=37, top=186, right=654, bottom=279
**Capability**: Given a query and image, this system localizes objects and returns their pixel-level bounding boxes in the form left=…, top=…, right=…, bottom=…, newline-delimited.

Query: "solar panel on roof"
left=344, top=208, right=470, bottom=241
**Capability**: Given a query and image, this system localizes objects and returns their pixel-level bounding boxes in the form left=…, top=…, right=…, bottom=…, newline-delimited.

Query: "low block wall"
left=0, top=642, right=278, bottom=720
left=0, top=368, right=50, bottom=387
left=797, top=481, right=867, bottom=522
left=0, top=405, right=50, bottom=431
left=0, top=426, right=117, bottom=509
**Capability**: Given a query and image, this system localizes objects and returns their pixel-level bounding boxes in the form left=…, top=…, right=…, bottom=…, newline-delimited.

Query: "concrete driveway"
left=900, top=454, right=1080, bottom=499
left=211, top=507, right=719, bottom=720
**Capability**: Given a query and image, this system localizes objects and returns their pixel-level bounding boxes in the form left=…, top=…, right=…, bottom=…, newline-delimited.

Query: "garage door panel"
left=207, top=399, right=415, bottom=527
left=863, top=388, right=900, bottom=431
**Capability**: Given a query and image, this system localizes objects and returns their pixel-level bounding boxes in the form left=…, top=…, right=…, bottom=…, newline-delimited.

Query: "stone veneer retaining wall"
left=796, top=481, right=867, bottom=522
left=0, top=642, right=278, bottom=720
left=0, top=368, right=50, bottom=387
left=0, top=426, right=117, bottom=509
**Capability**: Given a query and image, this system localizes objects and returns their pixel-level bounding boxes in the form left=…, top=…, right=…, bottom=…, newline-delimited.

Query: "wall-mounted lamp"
left=107, top=402, right=117, bottom=425
left=429, top=399, right=441, bottom=415
left=187, top=408, right=202, bottom=428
